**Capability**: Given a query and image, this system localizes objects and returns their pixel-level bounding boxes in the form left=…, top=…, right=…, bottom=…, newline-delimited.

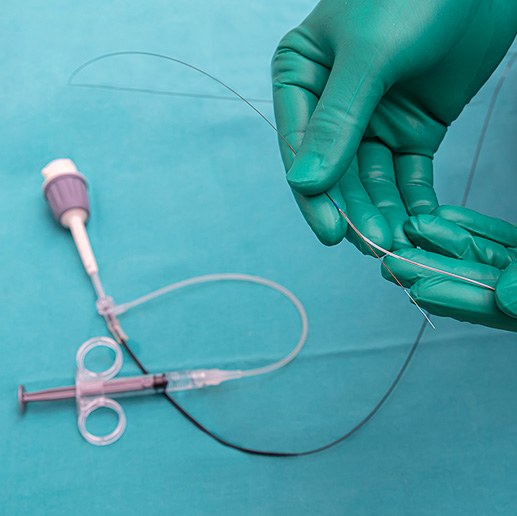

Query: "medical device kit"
left=18, top=53, right=501, bottom=455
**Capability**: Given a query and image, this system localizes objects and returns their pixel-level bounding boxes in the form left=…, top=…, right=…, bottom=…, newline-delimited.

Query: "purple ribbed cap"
left=43, top=173, right=90, bottom=224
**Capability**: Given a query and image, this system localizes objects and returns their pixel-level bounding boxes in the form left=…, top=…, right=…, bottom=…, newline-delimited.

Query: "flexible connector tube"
left=111, top=273, right=309, bottom=380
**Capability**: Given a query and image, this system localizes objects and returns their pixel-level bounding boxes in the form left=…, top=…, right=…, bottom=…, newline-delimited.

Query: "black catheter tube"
left=118, top=332, right=423, bottom=457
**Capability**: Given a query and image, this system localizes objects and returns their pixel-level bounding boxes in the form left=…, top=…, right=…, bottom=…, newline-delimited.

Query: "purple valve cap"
left=42, top=159, right=90, bottom=226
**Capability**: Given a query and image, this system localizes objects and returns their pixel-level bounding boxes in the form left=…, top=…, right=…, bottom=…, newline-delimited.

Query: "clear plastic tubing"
left=112, top=273, right=309, bottom=379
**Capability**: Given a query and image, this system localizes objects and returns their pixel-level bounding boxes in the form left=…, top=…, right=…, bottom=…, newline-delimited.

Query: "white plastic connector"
left=95, top=294, right=128, bottom=343
left=165, top=368, right=243, bottom=393
left=196, top=369, right=243, bottom=386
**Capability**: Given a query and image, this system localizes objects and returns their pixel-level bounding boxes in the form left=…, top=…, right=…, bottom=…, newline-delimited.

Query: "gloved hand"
left=381, top=205, right=517, bottom=332
left=272, top=0, right=517, bottom=251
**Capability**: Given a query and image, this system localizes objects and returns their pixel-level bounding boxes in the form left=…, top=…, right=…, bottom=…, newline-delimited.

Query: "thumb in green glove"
left=381, top=205, right=517, bottom=332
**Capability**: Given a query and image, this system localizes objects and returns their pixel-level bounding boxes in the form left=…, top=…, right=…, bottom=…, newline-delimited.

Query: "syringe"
left=19, top=367, right=241, bottom=406
left=19, top=337, right=242, bottom=445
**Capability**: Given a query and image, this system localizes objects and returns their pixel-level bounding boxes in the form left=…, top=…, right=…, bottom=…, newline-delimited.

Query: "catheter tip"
left=18, top=385, right=26, bottom=412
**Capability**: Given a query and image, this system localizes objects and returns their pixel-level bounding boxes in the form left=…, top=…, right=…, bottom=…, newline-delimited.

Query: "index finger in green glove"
left=277, top=47, right=385, bottom=196
left=272, top=0, right=481, bottom=198
left=271, top=31, right=399, bottom=250
left=272, top=37, right=348, bottom=245
left=272, top=32, right=330, bottom=171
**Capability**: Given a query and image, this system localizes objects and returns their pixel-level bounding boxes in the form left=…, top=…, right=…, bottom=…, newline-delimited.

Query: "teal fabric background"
left=1, top=2, right=516, bottom=514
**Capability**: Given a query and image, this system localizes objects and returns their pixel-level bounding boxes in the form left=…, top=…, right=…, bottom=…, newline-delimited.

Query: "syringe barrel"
left=79, top=374, right=167, bottom=398
left=82, top=369, right=230, bottom=397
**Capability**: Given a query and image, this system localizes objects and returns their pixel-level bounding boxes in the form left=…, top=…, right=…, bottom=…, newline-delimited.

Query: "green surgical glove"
left=272, top=0, right=517, bottom=250
left=382, top=205, right=517, bottom=332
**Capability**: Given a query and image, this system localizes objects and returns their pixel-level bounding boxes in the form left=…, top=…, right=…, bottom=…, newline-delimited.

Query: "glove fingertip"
left=318, top=228, right=346, bottom=246
left=313, top=207, right=348, bottom=246
left=295, top=192, right=348, bottom=246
